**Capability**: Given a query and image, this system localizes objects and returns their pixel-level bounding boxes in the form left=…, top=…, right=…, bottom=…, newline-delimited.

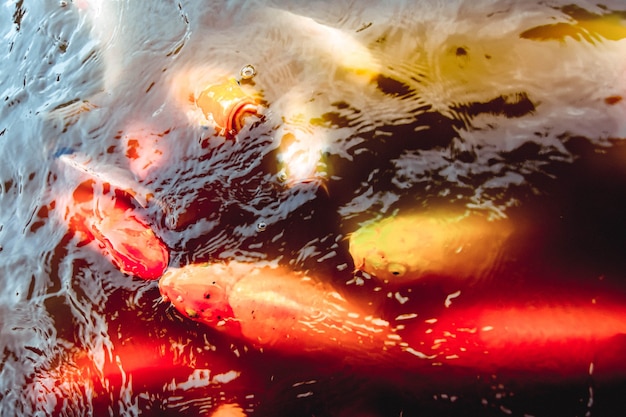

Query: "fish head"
left=195, top=78, right=260, bottom=138
left=159, top=263, right=241, bottom=334
left=348, top=220, right=410, bottom=281
left=351, top=247, right=408, bottom=281
left=276, top=129, right=329, bottom=190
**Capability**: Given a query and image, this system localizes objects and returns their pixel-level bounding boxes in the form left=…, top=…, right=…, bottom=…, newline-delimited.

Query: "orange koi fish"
left=65, top=180, right=169, bottom=280
left=159, top=261, right=396, bottom=362
left=194, top=78, right=260, bottom=138
left=160, top=261, right=626, bottom=377
left=56, top=150, right=169, bottom=279
left=38, top=330, right=249, bottom=417
left=400, top=292, right=626, bottom=377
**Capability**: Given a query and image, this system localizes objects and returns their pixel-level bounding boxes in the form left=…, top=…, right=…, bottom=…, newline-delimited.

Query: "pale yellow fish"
left=349, top=211, right=514, bottom=283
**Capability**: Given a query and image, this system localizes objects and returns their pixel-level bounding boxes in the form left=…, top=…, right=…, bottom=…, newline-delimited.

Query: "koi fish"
left=65, top=180, right=169, bottom=280
left=265, top=8, right=381, bottom=83
left=56, top=150, right=157, bottom=208
left=35, top=330, right=249, bottom=417
left=270, top=92, right=332, bottom=190
left=159, top=261, right=396, bottom=362
left=121, top=125, right=169, bottom=181
left=194, top=78, right=260, bottom=138
left=276, top=124, right=329, bottom=189
left=56, top=150, right=169, bottom=279
left=159, top=261, right=626, bottom=377
left=348, top=211, right=514, bottom=283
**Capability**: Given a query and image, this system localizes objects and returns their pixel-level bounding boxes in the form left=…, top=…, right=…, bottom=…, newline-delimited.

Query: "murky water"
left=1, top=0, right=626, bottom=416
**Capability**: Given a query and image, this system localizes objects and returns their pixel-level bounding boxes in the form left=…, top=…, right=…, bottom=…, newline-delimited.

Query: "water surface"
left=1, top=1, right=626, bottom=416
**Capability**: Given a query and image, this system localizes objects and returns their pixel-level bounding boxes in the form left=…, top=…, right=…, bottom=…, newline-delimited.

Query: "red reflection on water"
left=407, top=293, right=626, bottom=377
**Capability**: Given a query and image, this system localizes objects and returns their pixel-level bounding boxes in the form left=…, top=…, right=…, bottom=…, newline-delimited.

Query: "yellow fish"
left=349, top=211, right=514, bottom=283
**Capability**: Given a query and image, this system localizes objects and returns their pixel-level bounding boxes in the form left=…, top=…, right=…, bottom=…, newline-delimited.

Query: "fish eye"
left=388, top=263, right=407, bottom=277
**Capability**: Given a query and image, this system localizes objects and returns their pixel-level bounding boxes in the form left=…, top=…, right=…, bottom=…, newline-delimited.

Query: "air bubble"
left=256, top=222, right=267, bottom=232
left=277, top=171, right=288, bottom=183
left=240, top=64, right=256, bottom=80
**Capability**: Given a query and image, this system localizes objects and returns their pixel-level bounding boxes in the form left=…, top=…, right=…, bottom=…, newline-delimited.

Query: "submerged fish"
left=348, top=211, right=514, bottom=283
left=54, top=148, right=169, bottom=279
left=36, top=329, right=248, bottom=417
left=160, top=261, right=626, bottom=377
left=403, top=292, right=626, bottom=376
left=159, top=261, right=396, bottom=362
left=56, top=150, right=157, bottom=208
left=194, top=78, right=260, bottom=138
left=276, top=124, right=329, bottom=189
left=65, top=181, right=169, bottom=280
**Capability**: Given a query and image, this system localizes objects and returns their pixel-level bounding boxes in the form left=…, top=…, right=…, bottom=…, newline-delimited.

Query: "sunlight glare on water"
left=1, top=0, right=626, bottom=416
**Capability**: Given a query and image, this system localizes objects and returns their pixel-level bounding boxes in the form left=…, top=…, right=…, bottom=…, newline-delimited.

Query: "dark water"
left=1, top=0, right=626, bottom=416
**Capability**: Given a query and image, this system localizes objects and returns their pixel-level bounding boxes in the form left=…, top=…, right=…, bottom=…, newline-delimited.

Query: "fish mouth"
left=195, top=79, right=261, bottom=138
left=278, top=172, right=329, bottom=195
left=158, top=264, right=240, bottom=330
left=226, top=100, right=259, bottom=137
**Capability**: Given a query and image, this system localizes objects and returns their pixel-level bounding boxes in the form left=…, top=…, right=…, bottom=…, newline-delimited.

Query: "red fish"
left=160, top=261, right=626, bottom=377
left=66, top=180, right=169, bottom=280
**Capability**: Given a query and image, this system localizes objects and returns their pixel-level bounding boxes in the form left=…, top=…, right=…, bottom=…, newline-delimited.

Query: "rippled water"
left=1, top=0, right=626, bottom=416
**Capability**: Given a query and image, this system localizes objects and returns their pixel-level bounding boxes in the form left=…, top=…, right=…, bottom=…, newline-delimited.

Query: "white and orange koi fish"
left=56, top=150, right=156, bottom=208
left=276, top=122, right=329, bottom=190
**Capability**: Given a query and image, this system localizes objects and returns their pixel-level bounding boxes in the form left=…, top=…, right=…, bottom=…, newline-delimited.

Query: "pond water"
left=1, top=0, right=626, bottom=416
